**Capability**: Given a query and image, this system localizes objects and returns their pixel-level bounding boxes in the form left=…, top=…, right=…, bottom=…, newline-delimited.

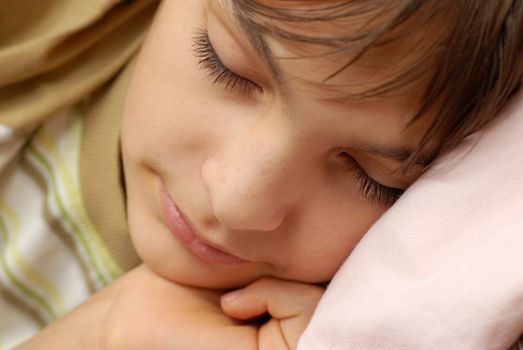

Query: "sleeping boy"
left=4, top=0, right=521, bottom=348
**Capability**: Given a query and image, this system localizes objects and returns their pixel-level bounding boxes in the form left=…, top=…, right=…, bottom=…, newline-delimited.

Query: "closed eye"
left=192, top=28, right=262, bottom=94
left=339, top=152, right=405, bottom=206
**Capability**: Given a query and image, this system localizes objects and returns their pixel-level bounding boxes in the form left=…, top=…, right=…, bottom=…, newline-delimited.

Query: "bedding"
left=298, top=89, right=523, bottom=350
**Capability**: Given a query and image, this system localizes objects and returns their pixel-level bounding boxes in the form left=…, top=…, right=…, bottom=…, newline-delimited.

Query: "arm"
left=15, top=265, right=324, bottom=350
left=14, top=275, right=122, bottom=350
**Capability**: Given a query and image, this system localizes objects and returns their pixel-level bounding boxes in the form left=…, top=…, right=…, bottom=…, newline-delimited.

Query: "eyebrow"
left=215, top=0, right=284, bottom=84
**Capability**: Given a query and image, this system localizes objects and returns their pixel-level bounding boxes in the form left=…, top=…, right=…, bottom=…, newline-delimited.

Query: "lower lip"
left=159, top=181, right=247, bottom=265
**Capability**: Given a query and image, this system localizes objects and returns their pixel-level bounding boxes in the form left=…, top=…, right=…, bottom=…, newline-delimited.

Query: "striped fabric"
left=0, top=0, right=157, bottom=347
left=0, top=108, right=122, bottom=348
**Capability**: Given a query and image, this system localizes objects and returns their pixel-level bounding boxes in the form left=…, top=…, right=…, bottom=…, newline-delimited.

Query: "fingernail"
left=222, top=290, right=241, bottom=304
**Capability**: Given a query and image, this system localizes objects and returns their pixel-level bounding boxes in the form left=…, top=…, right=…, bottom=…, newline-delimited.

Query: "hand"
left=101, top=269, right=324, bottom=349
left=98, top=265, right=255, bottom=350
left=16, top=265, right=245, bottom=350
left=16, top=265, right=324, bottom=350
left=221, top=277, right=325, bottom=350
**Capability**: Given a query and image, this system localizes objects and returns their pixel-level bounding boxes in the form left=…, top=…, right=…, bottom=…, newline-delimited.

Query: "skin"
left=121, top=0, right=429, bottom=290
left=17, top=0, right=435, bottom=348
left=18, top=265, right=323, bottom=349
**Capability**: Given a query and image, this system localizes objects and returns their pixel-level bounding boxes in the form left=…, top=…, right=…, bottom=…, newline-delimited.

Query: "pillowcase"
left=298, top=90, right=523, bottom=350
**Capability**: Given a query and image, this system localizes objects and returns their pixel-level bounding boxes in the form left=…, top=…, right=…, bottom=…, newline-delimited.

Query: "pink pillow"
left=299, top=90, right=523, bottom=350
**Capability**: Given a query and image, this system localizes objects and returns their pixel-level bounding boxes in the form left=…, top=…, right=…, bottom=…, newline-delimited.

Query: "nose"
left=201, top=124, right=306, bottom=232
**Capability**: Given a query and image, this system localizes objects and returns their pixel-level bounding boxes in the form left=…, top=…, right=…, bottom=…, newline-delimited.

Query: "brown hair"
left=231, top=0, right=523, bottom=173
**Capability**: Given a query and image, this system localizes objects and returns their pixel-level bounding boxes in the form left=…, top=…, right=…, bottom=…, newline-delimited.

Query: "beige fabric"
left=0, top=0, right=158, bottom=133
left=80, top=59, right=141, bottom=272
left=0, top=1, right=158, bottom=346
left=0, top=0, right=159, bottom=272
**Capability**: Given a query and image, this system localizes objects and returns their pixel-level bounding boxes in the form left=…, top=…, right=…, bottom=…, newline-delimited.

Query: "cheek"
left=280, top=193, right=387, bottom=283
left=121, top=1, right=215, bottom=158
left=122, top=62, right=212, bottom=170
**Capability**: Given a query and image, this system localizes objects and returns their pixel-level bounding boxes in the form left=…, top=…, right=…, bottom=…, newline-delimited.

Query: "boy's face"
left=121, top=0, right=430, bottom=288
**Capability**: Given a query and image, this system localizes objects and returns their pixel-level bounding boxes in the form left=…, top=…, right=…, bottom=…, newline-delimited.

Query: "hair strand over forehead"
left=232, top=0, right=523, bottom=173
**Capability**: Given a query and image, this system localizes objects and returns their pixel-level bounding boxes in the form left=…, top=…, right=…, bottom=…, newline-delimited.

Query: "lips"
left=159, top=180, right=247, bottom=265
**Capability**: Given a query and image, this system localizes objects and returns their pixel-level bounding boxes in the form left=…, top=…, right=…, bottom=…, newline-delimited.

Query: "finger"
left=221, top=278, right=324, bottom=349
left=220, top=277, right=324, bottom=321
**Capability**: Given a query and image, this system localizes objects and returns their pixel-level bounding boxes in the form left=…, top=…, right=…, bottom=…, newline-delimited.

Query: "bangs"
left=230, top=0, right=523, bottom=173
left=231, top=0, right=453, bottom=97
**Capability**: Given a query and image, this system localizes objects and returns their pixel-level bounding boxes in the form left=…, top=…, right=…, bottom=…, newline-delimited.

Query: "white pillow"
left=298, top=90, right=523, bottom=350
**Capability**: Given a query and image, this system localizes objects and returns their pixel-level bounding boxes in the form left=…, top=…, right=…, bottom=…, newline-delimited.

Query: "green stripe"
left=27, top=144, right=110, bottom=286
left=32, top=117, right=122, bottom=283
left=0, top=200, right=66, bottom=314
left=0, top=277, right=47, bottom=328
left=42, top=207, right=98, bottom=295
left=20, top=159, right=99, bottom=295
left=63, top=118, right=122, bottom=279
left=0, top=216, right=57, bottom=321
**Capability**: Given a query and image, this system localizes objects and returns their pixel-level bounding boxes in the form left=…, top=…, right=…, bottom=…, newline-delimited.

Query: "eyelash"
left=192, top=29, right=402, bottom=207
left=192, top=29, right=262, bottom=95
left=340, top=153, right=405, bottom=206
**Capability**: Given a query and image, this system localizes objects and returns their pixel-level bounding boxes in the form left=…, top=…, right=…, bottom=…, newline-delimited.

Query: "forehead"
left=221, top=0, right=446, bottom=100
left=208, top=0, right=441, bottom=166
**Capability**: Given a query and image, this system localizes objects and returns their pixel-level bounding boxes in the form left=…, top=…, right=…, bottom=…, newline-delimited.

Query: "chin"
left=134, top=245, right=261, bottom=290
left=153, top=264, right=262, bottom=290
